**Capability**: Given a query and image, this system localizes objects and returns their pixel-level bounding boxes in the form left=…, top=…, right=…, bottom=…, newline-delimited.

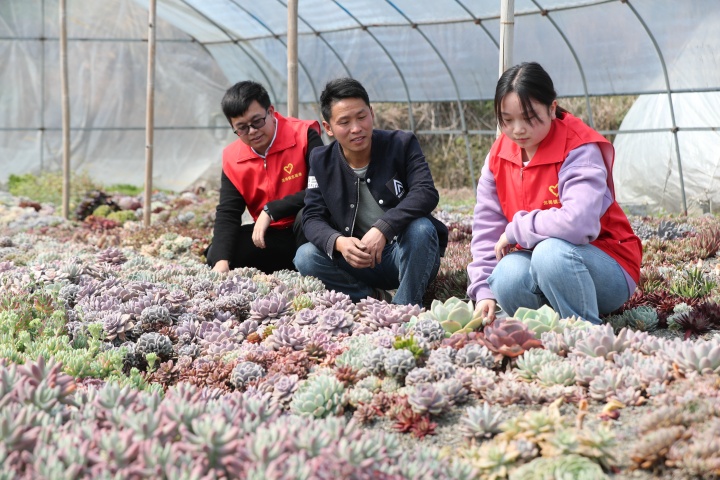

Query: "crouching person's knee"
left=293, top=242, right=317, bottom=275
left=402, top=217, right=438, bottom=245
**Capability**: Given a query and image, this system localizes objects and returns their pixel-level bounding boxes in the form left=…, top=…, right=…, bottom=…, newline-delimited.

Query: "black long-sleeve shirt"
left=211, top=128, right=323, bottom=262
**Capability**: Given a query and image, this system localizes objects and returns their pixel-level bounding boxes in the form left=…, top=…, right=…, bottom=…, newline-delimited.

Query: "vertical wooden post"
left=287, top=0, right=298, bottom=117
left=59, top=0, right=70, bottom=218
left=144, top=0, right=157, bottom=227
left=499, top=0, right=515, bottom=76
left=497, top=0, right=515, bottom=136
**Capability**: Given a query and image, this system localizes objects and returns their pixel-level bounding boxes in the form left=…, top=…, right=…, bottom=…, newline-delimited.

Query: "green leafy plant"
left=107, top=210, right=138, bottom=224
left=393, top=335, right=425, bottom=360
left=669, top=268, right=716, bottom=299
left=7, top=171, right=101, bottom=208
left=106, top=183, right=143, bottom=195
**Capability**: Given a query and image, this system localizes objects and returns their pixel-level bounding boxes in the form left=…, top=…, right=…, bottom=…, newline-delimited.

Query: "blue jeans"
left=488, top=238, right=630, bottom=324
left=294, top=218, right=441, bottom=306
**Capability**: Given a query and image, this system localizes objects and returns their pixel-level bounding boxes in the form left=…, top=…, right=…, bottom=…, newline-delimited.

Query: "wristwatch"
left=263, top=204, right=274, bottom=221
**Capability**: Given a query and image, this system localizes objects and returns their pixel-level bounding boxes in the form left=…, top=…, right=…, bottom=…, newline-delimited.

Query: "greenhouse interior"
left=3, top=0, right=720, bottom=212
left=2, top=2, right=720, bottom=479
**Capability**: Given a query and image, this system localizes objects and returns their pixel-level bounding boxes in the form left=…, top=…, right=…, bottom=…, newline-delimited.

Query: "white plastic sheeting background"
left=0, top=0, right=233, bottom=191
left=2, top=0, right=720, bottom=196
left=614, top=93, right=720, bottom=214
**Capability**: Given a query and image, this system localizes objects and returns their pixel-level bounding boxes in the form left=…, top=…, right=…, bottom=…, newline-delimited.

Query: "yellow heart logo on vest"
left=283, top=163, right=294, bottom=174
left=549, top=184, right=559, bottom=197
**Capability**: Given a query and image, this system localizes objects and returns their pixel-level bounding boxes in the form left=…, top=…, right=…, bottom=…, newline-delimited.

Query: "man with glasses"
left=206, top=81, right=322, bottom=274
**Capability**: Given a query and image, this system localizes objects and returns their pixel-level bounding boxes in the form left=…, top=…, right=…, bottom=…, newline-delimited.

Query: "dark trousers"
left=206, top=212, right=307, bottom=274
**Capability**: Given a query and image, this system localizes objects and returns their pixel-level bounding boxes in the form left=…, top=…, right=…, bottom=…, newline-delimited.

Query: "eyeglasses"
left=233, top=110, right=270, bottom=136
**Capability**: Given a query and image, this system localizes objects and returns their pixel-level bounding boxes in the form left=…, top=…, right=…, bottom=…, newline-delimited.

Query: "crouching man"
left=294, top=78, right=448, bottom=306
left=206, top=81, right=322, bottom=274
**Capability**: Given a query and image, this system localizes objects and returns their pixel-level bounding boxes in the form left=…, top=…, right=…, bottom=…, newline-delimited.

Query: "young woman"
left=467, top=62, right=642, bottom=324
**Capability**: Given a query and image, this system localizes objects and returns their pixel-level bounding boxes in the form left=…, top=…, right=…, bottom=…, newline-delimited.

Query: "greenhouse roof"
left=134, top=0, right=719, bottom=104
left=5, top=0, right=716, bottom=105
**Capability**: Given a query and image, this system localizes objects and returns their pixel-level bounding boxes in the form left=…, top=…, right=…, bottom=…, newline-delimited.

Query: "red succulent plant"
left=481, top=318, right=543, bottom=359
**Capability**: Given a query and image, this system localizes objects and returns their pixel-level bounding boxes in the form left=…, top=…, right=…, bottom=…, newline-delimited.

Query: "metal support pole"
left=143, top=0, right=157, bottom=227
left=59, top=0, right=70, bottom=219
left=287, top=0, right=298, bottom=117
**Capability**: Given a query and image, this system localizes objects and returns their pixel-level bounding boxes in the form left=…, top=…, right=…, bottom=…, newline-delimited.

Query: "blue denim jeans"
left=294, top=218, right=441, bottom=306
left=487, top=238, right=630, bottom=324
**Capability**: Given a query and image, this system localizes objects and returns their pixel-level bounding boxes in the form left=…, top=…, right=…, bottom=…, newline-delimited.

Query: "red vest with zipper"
left=489, top=112, right=642, bottom=283
left=222, top=112, right=321, bottom=229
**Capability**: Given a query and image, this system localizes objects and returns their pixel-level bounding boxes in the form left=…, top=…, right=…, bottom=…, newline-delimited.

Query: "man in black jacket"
left=294, top=78, right=448, bottom=306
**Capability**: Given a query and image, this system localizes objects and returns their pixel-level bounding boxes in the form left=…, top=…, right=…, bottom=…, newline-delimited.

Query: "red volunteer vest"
left=489, top=113, right=642, bottom=283
left=222, top=113, right=321, bottom=229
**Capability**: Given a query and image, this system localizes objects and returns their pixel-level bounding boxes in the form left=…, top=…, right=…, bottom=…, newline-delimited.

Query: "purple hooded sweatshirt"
left=467, top=143, right=636, bottom=302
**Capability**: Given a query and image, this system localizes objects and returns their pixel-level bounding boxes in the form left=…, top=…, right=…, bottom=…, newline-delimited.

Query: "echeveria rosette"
left=571, top=324, right=632, bottom=361
left=514, top=304, right=592, bottom=335
left=410, top=316, right=446, bottom=343
left=425, top=297, right=486, bottom=337
left=667, top=337, right=720, bottom=375
left=135, top=332, right=173, bottom=360
left=317, top=309, right=355, bottom=336
left=510, top=454, right=607, bottom=480
left=482, top=318, right=543, bottom=359
left=290, top=374, right=346, bottom=418
left=408, top=384, right=448, bottom=416
left=459, top=402, right=504, bottom=441
left=266, top=324, right=308, bottom=351
left=230, top=361, right=266, bottom=389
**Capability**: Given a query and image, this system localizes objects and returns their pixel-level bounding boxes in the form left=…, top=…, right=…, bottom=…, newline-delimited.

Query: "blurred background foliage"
left=373, top=95, right=636, bottom=190
left=3, top=97, right=635, bottom=205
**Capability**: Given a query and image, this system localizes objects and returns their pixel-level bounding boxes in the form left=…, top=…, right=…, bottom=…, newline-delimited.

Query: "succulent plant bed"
left=1, top=188, right=720, bottom=479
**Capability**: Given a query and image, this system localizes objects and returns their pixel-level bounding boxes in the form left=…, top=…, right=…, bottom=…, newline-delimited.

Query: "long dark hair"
left=494, top=62, right=568, bottom=127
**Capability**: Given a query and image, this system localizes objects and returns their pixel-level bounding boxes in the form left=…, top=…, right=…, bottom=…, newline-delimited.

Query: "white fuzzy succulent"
left=354, top=375, right=382, bottom=392
left=380, top=376, right=402, bottom=393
